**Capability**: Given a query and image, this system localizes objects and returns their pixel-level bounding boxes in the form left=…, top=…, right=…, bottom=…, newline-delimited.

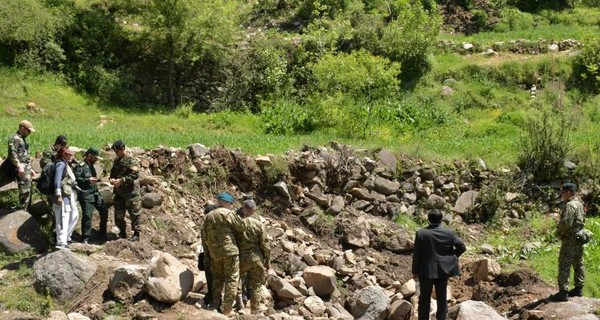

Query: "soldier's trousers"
left=17, top=164, right=32, bottom=209
left=79, top=194, right=108, bottom=239
left=211, top=254, right=239, bottom=314
left=202, top=244, right=214, bottom=305
left=558, top=242, right=585, bottom=291
left=113, top=195, right=141, bottom=234
left=239, top=253, right=265, bottom=313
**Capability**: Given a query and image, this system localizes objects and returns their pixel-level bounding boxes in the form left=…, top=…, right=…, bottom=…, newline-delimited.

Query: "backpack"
left=37, top=162, right=65, bottom=196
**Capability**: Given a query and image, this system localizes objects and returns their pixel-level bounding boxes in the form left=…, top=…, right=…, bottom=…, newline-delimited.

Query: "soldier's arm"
left=571, top=203, right=585, bottom=233
left=54, top=162, right=66, bottom=197
left=556, top=205, right=575, bottom=239
left=74, top=163, right=88, bottom=187
left=7, top=137, right=22, bottom=168
left=227, top=210, right=245, bottom=233
left=120, top=157, right=139, bottom=184
left=260, top=225, right=271, bottom=268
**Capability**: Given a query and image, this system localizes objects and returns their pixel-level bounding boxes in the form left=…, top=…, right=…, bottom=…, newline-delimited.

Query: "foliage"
left=517, top=110, right=571, bottom=182
left=263, top=156, right=291, bottom=184
left=261, top=97, right=323, bottom=135
left=571, top=39, right=600, bottom=94
left=508, top=0, right=575, bottom=12
left=494, top=8, right=536, bottom=32
left=466, top=178, right=509, bottom=224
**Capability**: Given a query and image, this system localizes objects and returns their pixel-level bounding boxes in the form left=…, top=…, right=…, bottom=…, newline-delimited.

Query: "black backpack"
left=37, top=162, right=66, bottom=196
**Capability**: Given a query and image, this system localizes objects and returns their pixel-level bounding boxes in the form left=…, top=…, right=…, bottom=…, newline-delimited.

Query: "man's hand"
left=54, top=195, right=63, bottom=205
left=110, top=178, right=122, bottom=188
left=89, top=177, right=98, bottom=184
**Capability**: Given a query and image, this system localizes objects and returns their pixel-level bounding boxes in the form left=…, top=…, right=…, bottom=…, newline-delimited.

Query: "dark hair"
left=54, top=135, right=68, bottom=146
left=428, top=209, right=443, bottom=224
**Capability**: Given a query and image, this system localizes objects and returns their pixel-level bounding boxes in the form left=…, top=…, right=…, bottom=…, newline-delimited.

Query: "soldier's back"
left=204, top=207, right=239, bottom=257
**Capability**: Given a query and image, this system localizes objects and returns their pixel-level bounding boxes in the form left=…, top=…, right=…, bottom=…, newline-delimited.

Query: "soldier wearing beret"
left=75, top=147, right=108, bottom=244
left=551, top=183, right=586, bottom=301
left=109, top=140, right=142, bottom=241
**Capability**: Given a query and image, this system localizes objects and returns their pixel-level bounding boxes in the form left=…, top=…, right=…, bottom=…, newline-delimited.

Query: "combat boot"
left=568, top=287, right=583, bottom=297
left=131, top=231, right=140, bottom=242
left=550, top=290, right=568, bottom=302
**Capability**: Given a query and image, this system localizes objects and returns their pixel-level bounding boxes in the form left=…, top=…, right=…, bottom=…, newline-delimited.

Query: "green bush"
left=494, top=8, right=535, bottom=32
left=571, top=39, right=600, bottom=94
left=261, top=97, right=323, bottom=134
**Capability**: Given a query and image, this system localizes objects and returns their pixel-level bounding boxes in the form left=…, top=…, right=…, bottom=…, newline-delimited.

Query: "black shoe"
left=568, top=287, right=583, bottom=297
left=131, top=232, right=140, bottom=242
left=119, top=232, right=127, bottom=239
left=550, top=290, right=569, bottom=302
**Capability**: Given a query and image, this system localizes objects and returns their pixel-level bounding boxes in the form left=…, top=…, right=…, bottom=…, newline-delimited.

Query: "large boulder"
left=424, top=194, right=447, bottom=209
left=456, top=300, right=505, bottom=320
left=374, top=177, right=400, bottom=196
left=145, top=251, right=194, bottom=304
left=348, top=286, right=390, bottom=320
left=302, top=265, right=337, bottom=297
left=351, top=188, right=386, bottom=202
left=0, top=210, right=45, bottom=254
left=473, top=258, right=502, bottom=282
left=109, top=265, right=150, bottom=301
left=388, top=299, right=412, bottom=320
left=376, top=149, right=397, bottom=176
left=141, top=192, right=163, bottom=209
left=267, top=275, right=303, bottom=300
left=33, top=250, right=97, bottom=301
left=453, top=191, right=478, bottom=214
left=188, top=143, right=209, bottom=158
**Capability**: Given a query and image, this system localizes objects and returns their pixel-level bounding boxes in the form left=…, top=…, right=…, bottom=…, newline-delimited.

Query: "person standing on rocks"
left=40, top=135, right=68, bottom=169
left=75, top=147, right=108, bottom=244
left=53, top=147, right=79, bottom=250
left=200, top=202, right=218, bottom=308
left=202, top=192, right=243, bottom=316
left=1, top=120, right=36, bottom=209
left=551, top=183, right=586, bottom=301
left=237, top=199, right=271, bottom=315
left=412, top=209, right=466, bottom=320
left=109, top=140, right=142, bottom=242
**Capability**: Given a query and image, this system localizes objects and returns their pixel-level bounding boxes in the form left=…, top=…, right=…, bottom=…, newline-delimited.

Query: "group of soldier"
left=201, top=192, right=271, bottom=316
left=0, top=120, right=142, bottom=248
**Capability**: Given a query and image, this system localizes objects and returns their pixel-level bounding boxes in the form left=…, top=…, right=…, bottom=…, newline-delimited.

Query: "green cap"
left=86, top=147, right=103, bottom=160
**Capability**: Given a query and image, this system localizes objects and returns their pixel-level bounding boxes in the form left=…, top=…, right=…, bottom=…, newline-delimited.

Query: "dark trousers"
left=418, top=277, right=448, bottom=320
left=79, top=194, right=108, bottom=239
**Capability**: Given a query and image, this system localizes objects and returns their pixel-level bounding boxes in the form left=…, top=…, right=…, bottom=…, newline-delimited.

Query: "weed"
left=263, top=156, right=290, bottom=184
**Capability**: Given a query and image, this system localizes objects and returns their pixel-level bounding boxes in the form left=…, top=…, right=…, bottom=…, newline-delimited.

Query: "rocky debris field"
left=0, top=142, right=599, bottom=320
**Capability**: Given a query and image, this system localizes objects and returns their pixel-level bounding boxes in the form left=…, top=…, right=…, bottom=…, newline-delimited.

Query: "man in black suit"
left=412, top=209, right=466, bottom=320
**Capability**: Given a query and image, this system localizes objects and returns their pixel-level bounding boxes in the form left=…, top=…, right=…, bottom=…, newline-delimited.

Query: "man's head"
left=217, top=192, right=235, bottom=209
left=561, top=183, right=577, bottom=201
left=54, top=135, right=68, bottom=147
left=18, top=120, right=35, bottom=137
left=85, top=147, right=103, bottom=164
left=59, top=147, right=76, bottom=162
left=428, top=209, right=443, bottom=225
left=111, top=140, right=126, bottom=158
left=242, top=199, right=257, bottom=217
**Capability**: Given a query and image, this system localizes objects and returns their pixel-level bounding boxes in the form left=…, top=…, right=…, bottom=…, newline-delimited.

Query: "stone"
left=376, top=150, right=397, bottom=176
left=456, top=300, right=505, bottom=320
left=473, top=258, right=502, bottom=282
left=400, top=279, right=416, bottom=298
left=255, top=155, right=272, bottom=167
left=388, top=299, right=412, bottom=320
left=99, top=186, right=115, bottom=207
left=145, top=251, right=194, bottom=303
left=333, top=302, right=355, bottom=320
left=463, top=42, right=474, bottom=50
left=141, top=192, right=163, bottom=209
left=548, top=43, right=559, bottom=52
left=424, top=194, right=446, bottom=209
left=421, top=168, right=436, bottom=181
left=401, top=182, right=415, bottom=193
left=481, top=244, right=495, bottom=255
left=351, top=188, right=386, bottom=202
left=109, top=265, right=150, bottom=301
left=505, top=192, right=524, bottom=203
left=402, top=193, right=417, bottom=204
left=274, top=181, right=292, bottom=203
left=348, top=285, right=390, bottom=320
left=47, top=311, right=69, bottom=320
left=33, top=250, right=97, bottom=301
left=441, top=86, right=454, bottom=97
left=267, top=275, right=303, bottom=299
left=304, top=296, right=327, bottom=316
left=0, top=210, right=45, bottom=254
left=328, top=195, right=345, bottom=214
left=188, top=143, right=209, bottom=158
left=303, top=265, right=337, bottom=297
left=67, top=313, right=91, bottom=320
left=453, top=191, right=479, bottom=214
left=373, top=177, right=400, bottom=195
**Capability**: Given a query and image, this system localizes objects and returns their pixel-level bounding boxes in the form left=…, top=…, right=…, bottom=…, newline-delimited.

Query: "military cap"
left=243, top=199, right=256, bottom=209
left=86, top=147, right=104, bottom=160
left=561, top=183, right=577, bottom=192
left=217, top=192, right=235, bottom=203
left=19, top=120, right=35, bottom=132
left=111, top=140, right=125, bottom=150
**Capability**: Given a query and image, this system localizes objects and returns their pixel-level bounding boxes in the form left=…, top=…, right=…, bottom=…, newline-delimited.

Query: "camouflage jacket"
left=238, top=215, right=271, bottom=265
left=557, top=197, right=585, bottom=243
left=40, top=145, right=60, bottom=169
left=109, top=154, right=140, bottom=197
left=202, top=207, right=244, bottom=257
left=75, top=159, right=99, bottom=201
left=7, top=132, right=30, bottom=167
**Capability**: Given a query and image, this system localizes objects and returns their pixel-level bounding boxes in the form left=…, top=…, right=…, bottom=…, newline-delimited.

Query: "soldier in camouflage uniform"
left=202, top=192, right=244, bottom=316
left=109, top=140, right=142, bottom=242
left=40, top=135, right=68, bottom=169
left=4, top=120, right=36, bottom=209
left=237, top=199, right=271, bottom=314
left=75, top=147, right=108, bottom=244
left=551, top=183, right=586, bottom=301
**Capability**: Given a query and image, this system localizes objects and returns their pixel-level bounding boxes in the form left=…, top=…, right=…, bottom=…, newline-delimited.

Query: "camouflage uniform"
left=75, top=159, right=108, bottom=240
left=237, top=215, right=270, bottom=313
left=202, top=207, right=243, bottom=314
left=109, top=154, right=141, bottom=237
left=7, top=132, right=32, bottom=207
left=556, top=197, right=586, bottom=292
left=40, top=145, right=61, bottom=169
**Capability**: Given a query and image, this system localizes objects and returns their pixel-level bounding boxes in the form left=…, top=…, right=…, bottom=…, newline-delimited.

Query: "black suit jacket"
left=412, top=224, right=466, bottom=279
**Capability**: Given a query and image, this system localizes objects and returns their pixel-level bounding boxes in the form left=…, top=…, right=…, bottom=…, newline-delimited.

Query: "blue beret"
left=562, top=183, right=577, bottom=192
left=218, top=192, right=235, bottom=203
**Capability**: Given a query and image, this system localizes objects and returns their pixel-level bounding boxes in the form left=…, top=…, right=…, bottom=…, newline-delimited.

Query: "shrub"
left=466, top=178, right=509, bottom=224
left=517, top=110, right=571, bottom=182
left=494, top=8, right=535, bottom=32
left=571, top=39, right=600, bottom=94
left=260, top=97, right=323, bottom=134
left=263, top=156, right=291, bottom=184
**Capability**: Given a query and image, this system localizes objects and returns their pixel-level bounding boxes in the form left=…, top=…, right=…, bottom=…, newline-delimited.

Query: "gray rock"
left=473, top=258, right=502, bottom=282
left=421, top=168, right=436, bottom=181
left=481, top=244, right=495, bottom=255
left=268, top=275, right=304, bottom=299
left=274, top=181, right=292, bottom=203
left=424, top=194, right=446, bottom=209
left=333, top=302, right=355, bottom=320
left=548, top=43, right=559, bottom=52
left=463, top=42, right=474, bottom=50
left=401, top=182, right=415, bottom=193
left=33, top=250, right=97, bottom=301
left=441, top=86, right=454, bottom=97
left=374, top=177, right=400, bottom=195
left=188, top=143, right=209, bottom=158
left=109, top=265, right=150, bottom=301
left=456, top=300, right=505, bottom=320
left=536, top=296, right=600, bottom=319
left=255, top=155, right=272, bottom=167
left=402, top=192, right=417, bottom=204
left=376, top=150, right=397, bottom=176
left=304, top=296, right=326, bottom=316
left=327, top=195, right=345, bottom=214
left=303, top=265, right=337, bottom=297
left=145, top=251, right=194, bottom=303
left=453, top=191, right=479, bottom=214
left=348, top=285, right=390, bottom=320
left=67, top=313, right=91, bottom=320
left=47, top=310, right=69, bottom=320
left=141, top=192, right=163, bottom=209
left=388, top=299, right=412, bottom=320
left=0, top=210, right=45, bottom=254
left=351, top=188, right=386, bottom=202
